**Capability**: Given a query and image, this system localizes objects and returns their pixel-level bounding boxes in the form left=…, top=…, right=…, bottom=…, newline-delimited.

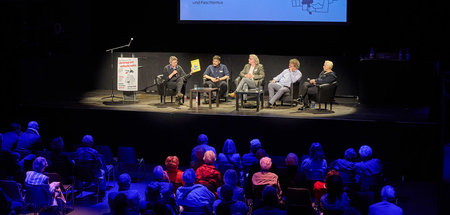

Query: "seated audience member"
left=176, top=169, right=215, bottom=214
left=313, top=169, right=341, bottom=206
left=0, top=134, right=21, bottom=180
left=252, top=186, right=287, bottom=215
left=191, top=134, right=216, bottom=162
left=298, top=60, right=338, bottom=111
left=278, top=153, right=303, bottom=194
left=301, top=142, right=327, bottom=181
left=196, top=150, right=223, bottom=193
left=218, top=139, right=243, bottom=180
left=369, top=185, right=403, bottom=215
left=164, top=156, right=184, bottom=187
left=213, top=184, right=248, bottom=215
left=229, top=54, right=265, bottom=99
left=252, top=157, right=282, bottom=199
left=16, top=121, right=41, bottom=158
left=242, top=139, right=262, bottom=173
left=320, top=175, right=350, bottom=213
left=190, top=146, right=206, bottom=171
left=203, top=55, right=230, bottom=100
left=73, top=135, right=107, bottom=193
left=152, top=165, right=174, bottom=203
left=355, top=145, right=383, bottom=182
left=108, top=173, right=140, bottom=215
left=217, top=169, right=245, bottom=201
left=140, top=182, right=175, bottom=215
left=161, top=56, right=194, bottom=104
left=267, top=58, right=302, bottom=108
left=330, top=148, right=357, bottom=184
left=25, top=157, right=65, bottom=211
left=245, top=149, right=278, bottom=199
left=47, top=137, right=74, bottom=183
left=1, top=123, right=22, bottom=151
left=111, top=193, right=128, bottom=215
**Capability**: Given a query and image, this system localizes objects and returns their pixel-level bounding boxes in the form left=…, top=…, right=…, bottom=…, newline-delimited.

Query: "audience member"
left=278, top=153, right=303, bottom=194
left=73, top=135, right=107, bottom=193
left=369, top=185, right=403, bottom=215
left=217, top=169, right=245, bottom=201
left=1, top=123, right=22, bottom=151
left=355, top=145, right=383, bottom=180
left=320, top=175, right=350, bottom=213
left=0, top=134, right=21, bottom=180
left=313, top=169, right=341, bottom=206
left=301, top=142, right=327, bottom=181
left=218, top=139, right=243, bottom=182
left=330, top=148, right=357, bottom=184
left=176, top=169, right=215, bottom=214
left=164, top=156, right=184, bottom=188
left=196, top=150, right=223, bottom=193
left=47, top=137, right=74, bottom=184
left=242, top=139, right=262, bottom=172
left=16, top=121, right=41, bottom=158
left=191, top=134, right=216, bottom=162
left=190, top=146, right=205, bottom=171
left=152, top=165, right=174, bottom=204
left=111, top=193, right=128, bottom=215
left=252, top=157, right=282, bottom=199
left=108, top=173, right=140, bottom=215
left=140, top=182, right=175, bottom=215
left=252, top=186, right=287, bottom=215
left=213, top=184, right=248, bottom=215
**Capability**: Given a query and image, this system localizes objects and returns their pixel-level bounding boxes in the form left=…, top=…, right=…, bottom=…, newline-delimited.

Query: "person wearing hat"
left=108, top=173, right=140, bottom=214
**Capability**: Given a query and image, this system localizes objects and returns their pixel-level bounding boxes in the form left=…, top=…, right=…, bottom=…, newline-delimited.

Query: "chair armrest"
left=317, top=83, right=331, bottom=88
left=137, top=158, right=145, bottom=166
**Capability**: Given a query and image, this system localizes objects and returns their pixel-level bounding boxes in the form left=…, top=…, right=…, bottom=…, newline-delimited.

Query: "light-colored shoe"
left=176, top=93, right=183, bottom=99
left=228, top=92, right=236, bottom=98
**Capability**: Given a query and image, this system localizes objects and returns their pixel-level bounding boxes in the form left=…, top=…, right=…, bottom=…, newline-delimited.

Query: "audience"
left=164, top=156, right=184, bottom=189
left=278, top=153, right=303, bottom=194
left=369, top=185, right=403, bottom=215
left=252, top=157, right=282, bottom=199
left=313, top=169, right=341, bottom=206
left=242, top=139, right=262, bottom=172
left=330, top=148, right=357, bottom=184
left=217, top=169, right=245, bottom=201
left=213, top=184, right=248, bottom=215
left=301, top=142, right=327, bottom=181
left=152, top=166, right=174, bottom=205
left=355, top=145, right=383, bottom=179
left=190, top=146, right=206, bottom=171
left=16, top=121, right=41, bottom=158
left=47, top=137, right=74, bottom=184
left=252, top=186, right=287, bottom=215
left=140, top=182, right=175, bottom=215
left=195, top=150, right=223, bottom=193
left=1, top=123, right=22, bottom=151
left=0, top=134, right=21, bottom=180
left=191, top=134, right=216, bottom=162
left=176, top=169, right=215, bottom=214
left=108, top=173, right=140, bottom=215
left=320, top=174, right=350, bottom=213
left=218, top=139, right=243, bottom=180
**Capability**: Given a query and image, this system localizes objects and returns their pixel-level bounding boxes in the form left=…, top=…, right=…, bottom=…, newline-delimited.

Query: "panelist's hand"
left=310, top=79, right=316, bottom=85
left=248, top=73, right=254, bottom=79
left=212, top=78, right=219, bottom=83
left=190, top=68, right=194, bottom=75
left=271, top=79, right=276, bottom=83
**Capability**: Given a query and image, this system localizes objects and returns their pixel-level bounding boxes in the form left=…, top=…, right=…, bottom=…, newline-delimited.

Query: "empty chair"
left=285, top=187, right=315, bottom=215
left=117, top=147, right=145, bottom=181
left=24, top=184, right=53, bottom=214
left=74, top=159, right=103, bottom=203
left=95, top=145, right=117, bottom=184
left=0, top=180, right=25, bottom=213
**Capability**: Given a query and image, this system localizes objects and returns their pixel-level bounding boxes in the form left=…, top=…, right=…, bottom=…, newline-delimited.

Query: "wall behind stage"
left=96, top=52, right=359, bottom=97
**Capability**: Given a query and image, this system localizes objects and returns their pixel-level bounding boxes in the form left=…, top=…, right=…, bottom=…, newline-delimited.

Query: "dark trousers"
left=166, top=77, right=185, bottom=94
left=204, top=80, right=228, bottom=98
left=299, top=82, right=318, bottom=106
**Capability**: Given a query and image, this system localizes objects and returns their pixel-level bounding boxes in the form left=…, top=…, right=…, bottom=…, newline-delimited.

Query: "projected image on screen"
left=180, top=0, right=347, bottom=23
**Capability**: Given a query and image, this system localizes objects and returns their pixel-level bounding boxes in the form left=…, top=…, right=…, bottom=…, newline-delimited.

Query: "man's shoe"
left=228, top=92, right=236, bottom=98
left=176, top=93, right=184, bottom=99
left=297, top=96, right=304, bottom=103
left=266, top=102, right=275, bottom=108
left=298, top=105, right=310, bottom=111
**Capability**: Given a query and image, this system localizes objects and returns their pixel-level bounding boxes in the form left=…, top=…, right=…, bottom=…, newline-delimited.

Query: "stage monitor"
left=179, top=0, right=348, bottom=24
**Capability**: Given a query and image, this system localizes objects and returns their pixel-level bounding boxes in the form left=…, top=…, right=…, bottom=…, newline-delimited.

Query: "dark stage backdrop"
left=96, top=52, right=359, bottom=97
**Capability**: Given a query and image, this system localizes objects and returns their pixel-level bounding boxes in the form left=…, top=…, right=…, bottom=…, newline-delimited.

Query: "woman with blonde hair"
left=229, top=54, right=265, bottom=98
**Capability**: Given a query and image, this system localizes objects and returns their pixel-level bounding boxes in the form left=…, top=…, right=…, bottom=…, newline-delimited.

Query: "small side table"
left=236, top=89, right=264, bottom=112
left=190, top=88, right=219, bottom=110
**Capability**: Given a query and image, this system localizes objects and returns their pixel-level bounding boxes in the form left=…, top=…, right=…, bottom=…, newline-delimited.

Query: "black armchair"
left=280, top=79, right=301, bottom=106
left=202, top=78, right=230, bottom=102
left=314, top=81, right=338, bottom=111
left=155, top=75, right=186, bottom=104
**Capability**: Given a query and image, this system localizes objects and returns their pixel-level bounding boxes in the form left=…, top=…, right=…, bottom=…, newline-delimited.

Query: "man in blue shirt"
left=203, top=55, right=230, bottom=101
left=369, top=185, right=403, bottom=215
left=267, top=59, right=302, bottom=107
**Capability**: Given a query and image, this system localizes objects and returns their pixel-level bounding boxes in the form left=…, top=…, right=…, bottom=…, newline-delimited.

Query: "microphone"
left=128, top=37, right=134, bottom=47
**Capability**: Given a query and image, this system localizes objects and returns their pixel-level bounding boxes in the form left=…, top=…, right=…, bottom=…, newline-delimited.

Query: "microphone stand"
left=102, top=38, right=134, bottom=103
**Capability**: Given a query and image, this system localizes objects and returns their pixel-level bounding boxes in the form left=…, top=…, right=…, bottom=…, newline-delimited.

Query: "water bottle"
left=369, top=47, right=375, bottom=59
left=184, top=95, right=187, bottom=103
left=195, top=93, right=198, bottom=107
left=311, top=101, right=316, bottom=109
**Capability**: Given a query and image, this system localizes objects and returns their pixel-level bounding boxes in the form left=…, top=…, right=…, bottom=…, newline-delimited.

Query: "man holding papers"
left=203, top=55, right=230, bottom=100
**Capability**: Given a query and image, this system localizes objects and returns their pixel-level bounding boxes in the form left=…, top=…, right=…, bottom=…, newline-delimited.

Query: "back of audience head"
left=223, top=139, right=236, bottom=155
left=33, top=156, right=48, bottom=173
left=165, top=156, right=179, bottom=170
left=27, top=121, right=39, bottom=130
left=118, top=173, right=131, bottom=191
left=82, top=134, right=94, bottom=147
left=198, top=134, right=208, bottom=145
left=381, top=185, right=396, bottom=203
left=194, top=146, right=206, bottom=161
left=326, top=169, right=341, bottom=179
left=309, top=142, right=324, bottom=161
left=260, top=157, right=272, bottom=172
left=262, top=186, right=278, bottom=207
left=182, top=168, right=196, bottom=186
left=113, top=193, right=128, bottom=215
left=255, top=148, right=268, bottom=161
left=325, top=175, right=344, bottom=202
left=146, top=182, right=161, bottom=202
left=220, top=184, right=234, bottom=201
left=216, top=184, right=233, bottom=215
left=51, top=137, right=64, bottom=152
left=359, top=145, right=372, bottom=161
left=285, top=153, right=299, bottom=166
left=10, top=123, right=21, bottom=133
left=203, top=150, right=216, bottom=165
left=250, top=139, right=261, bottom=154
left=344, top=148, right=357, bottom=162
left=153, top=165, right=166, bottom=181
left=223, top=169, right=238, bottom=187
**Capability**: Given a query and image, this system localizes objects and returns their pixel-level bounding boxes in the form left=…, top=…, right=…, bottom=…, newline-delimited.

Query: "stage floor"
left=45, top=90, right=435, bottom=123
